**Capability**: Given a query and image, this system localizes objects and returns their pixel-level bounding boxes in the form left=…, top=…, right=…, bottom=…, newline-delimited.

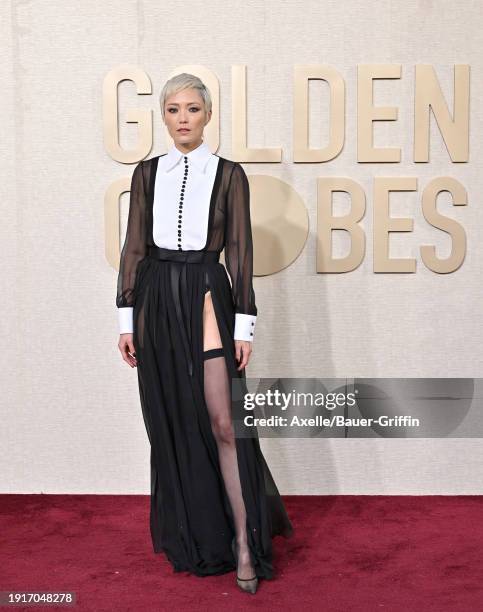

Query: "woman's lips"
left=178, top=129, right=190, bottom=132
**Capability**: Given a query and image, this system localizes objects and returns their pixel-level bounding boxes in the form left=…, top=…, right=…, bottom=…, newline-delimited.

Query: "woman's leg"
left=202, top=289, right=255, bottom=580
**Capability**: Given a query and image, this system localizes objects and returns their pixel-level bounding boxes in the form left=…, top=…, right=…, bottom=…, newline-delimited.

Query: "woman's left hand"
left=235, top=340, right=252, bottom=370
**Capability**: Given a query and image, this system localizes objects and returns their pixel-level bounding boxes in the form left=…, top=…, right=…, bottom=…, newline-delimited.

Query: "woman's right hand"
left=118, top=333, right=137, bottom=368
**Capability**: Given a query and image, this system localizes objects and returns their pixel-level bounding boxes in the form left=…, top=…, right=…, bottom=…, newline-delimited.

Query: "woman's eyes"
left=167, top=107, right=200, bottom=113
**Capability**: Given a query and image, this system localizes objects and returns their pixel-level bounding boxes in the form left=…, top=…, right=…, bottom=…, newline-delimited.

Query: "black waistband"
left=148, top=246, right=220, bottom=264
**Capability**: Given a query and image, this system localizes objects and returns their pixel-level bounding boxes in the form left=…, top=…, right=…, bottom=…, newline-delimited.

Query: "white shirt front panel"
left=152, top=141, right=219, bottom=250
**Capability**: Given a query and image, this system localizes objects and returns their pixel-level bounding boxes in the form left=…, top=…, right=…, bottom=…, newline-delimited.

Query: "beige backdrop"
left=2, top=0, right=483, bottom=495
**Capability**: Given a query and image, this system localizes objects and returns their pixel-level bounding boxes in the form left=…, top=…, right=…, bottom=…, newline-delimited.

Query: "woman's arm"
left=116, top=161, right=147, bottom=336
left=224, top=162, right=257, bottom=367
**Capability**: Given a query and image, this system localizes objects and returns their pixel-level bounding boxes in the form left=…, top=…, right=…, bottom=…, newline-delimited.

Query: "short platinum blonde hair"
left=159, top=73, right=212, bottom=120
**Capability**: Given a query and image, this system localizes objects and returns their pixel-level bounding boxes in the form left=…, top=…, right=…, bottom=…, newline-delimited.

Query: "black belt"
left=148, top=246, right=220, bottom=264
left=147, top=246, right=221, bottom=376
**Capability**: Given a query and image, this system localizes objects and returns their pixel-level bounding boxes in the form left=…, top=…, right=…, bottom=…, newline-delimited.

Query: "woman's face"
left=163, top=88, right=211, bottom=148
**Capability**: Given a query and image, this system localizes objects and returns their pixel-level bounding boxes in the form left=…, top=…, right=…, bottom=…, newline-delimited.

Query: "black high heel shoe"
left=231, top=536, right=258, bottom=594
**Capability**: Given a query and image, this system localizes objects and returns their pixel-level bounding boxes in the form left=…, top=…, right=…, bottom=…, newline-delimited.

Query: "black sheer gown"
left=116, top=154, right=293, bottom=579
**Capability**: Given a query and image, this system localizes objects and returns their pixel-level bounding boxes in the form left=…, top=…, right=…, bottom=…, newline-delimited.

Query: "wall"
left=2, top=0, right=483, bottom=494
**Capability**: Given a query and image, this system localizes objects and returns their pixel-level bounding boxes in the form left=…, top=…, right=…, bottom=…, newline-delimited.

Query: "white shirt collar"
left=164, top=140, right=213, bottom=174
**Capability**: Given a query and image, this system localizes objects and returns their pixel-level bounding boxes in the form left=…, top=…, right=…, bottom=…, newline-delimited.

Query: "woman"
left=116, top=73, right=293, bottom=594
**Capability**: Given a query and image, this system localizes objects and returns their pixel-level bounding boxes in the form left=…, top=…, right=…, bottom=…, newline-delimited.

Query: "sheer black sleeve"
left=224, top=163, right=258, bottom=341
left=116, top=161, right=147, bottom=310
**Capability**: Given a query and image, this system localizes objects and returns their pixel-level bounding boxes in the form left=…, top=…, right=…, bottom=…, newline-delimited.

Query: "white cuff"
left=234, top=313, right=257, bottom=342
left=118, top=307, right=133, bottom=335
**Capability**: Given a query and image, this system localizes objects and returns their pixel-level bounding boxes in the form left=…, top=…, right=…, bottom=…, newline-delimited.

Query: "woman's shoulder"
left=214, top=155, right=247, bottom=181
left=215, top=153, right=234, bottom=163
left=140, top=153, right=167, bottom=167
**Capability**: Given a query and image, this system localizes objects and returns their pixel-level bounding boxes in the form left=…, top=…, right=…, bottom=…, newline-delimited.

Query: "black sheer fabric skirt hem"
left=132, top=250, right=293, bottom=579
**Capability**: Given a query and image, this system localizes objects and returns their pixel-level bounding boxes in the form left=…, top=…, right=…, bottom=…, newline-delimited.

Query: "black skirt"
left=132, top=245, right=293, bottom=579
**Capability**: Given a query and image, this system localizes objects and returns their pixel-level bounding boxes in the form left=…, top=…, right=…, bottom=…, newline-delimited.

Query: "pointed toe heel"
left=231, top=536, right=259, bottom=594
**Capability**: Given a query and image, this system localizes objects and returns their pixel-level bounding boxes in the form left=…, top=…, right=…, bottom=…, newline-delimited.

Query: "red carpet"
left=2, top=494, right=483, bottom=611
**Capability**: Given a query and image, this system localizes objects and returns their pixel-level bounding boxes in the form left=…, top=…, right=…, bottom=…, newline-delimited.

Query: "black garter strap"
left=203, top=348, right=224, bottom=360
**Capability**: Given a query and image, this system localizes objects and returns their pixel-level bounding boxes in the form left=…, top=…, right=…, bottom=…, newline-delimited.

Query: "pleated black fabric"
left=117, top=154, right=293, bottom=579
